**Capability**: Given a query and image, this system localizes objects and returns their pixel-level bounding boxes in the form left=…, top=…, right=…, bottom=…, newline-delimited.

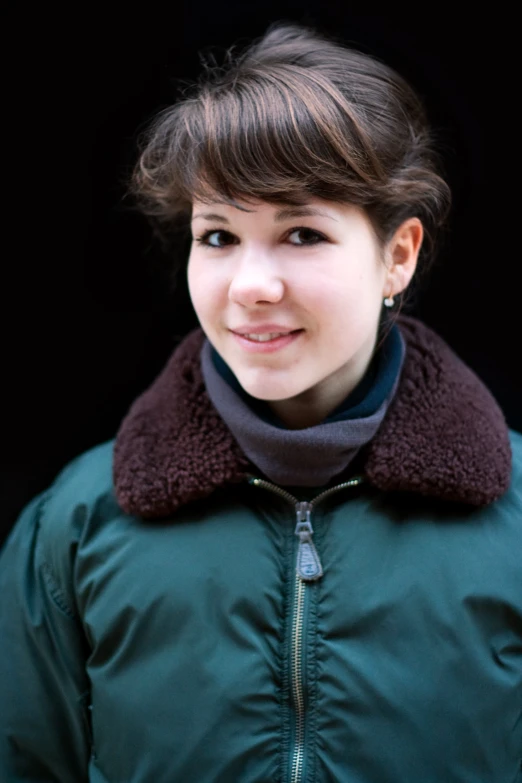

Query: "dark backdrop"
left=2, top=6, right=518, bottom=545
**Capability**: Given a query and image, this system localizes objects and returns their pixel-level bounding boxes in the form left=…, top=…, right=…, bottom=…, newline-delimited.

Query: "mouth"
left=230, top=329, right=304, bottom=353
left=240, top=331, right=297, bottom=342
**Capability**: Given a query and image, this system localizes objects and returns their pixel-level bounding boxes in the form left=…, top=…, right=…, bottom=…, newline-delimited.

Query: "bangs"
left=136, top=65, right=379, bottom=226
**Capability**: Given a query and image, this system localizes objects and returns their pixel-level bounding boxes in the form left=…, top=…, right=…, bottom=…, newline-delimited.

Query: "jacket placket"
left=248, top=475, right=364, bottom=782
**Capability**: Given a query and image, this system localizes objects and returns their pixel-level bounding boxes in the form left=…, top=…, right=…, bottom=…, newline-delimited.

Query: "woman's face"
left=187, top=197, right=395, bottom=425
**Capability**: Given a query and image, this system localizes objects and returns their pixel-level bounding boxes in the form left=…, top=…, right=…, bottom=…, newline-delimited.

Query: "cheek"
left=187, top=259, right=219, bottom=317
left=295, top=275, right=374, bottom=318
left=186, top=255, right=197, bottom=299
left=296, top=267, right=384, bottom=341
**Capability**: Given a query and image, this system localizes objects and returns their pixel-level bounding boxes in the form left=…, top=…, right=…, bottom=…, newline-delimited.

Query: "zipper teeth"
left=247, top=476, right=300, bottom=505
left=247, top=474, right=364, bottom=509
left=290, top=574, right=306, bottom=783
left=310, top=476, right=364, bottom=507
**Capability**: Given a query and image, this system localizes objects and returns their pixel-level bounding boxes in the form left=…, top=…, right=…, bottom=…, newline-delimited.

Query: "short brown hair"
left=130, top=20, right=451, bottom=280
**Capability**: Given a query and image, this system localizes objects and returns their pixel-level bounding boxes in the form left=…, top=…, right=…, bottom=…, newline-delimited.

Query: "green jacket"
left=1, top=317, right=521, bottom=783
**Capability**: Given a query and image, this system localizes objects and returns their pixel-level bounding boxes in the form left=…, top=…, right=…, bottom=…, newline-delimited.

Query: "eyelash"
left=193, top=226, right=327, bottom=249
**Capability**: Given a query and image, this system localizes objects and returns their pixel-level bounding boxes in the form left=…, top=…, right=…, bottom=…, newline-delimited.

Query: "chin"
left=239, top=383, right=294, bottom=402
left=237, top=374, right=307, bottom=403
left=249, top=390, right=297, bottom=403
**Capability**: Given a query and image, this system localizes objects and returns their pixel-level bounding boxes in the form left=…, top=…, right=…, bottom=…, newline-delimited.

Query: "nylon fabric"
left=1, top=435, right=521, bottom=781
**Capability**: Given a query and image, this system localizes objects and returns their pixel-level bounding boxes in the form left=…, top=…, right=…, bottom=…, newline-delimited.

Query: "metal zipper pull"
left=294, top=501, right=323, bottom=582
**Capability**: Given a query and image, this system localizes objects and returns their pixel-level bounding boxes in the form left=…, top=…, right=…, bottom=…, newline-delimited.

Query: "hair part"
left=129, top=20, right=451, bottom=301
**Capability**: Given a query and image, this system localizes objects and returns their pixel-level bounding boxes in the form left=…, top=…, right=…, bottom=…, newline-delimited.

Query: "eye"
left=193, top=227, right=326, bottom=249
left=287, top=227, right=325, bottom=246
left=194, top=229, right=236, bottom=249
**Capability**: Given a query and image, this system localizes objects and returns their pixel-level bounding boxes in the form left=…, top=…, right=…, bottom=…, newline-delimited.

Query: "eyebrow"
left=191, top=205, right=338, bottom=223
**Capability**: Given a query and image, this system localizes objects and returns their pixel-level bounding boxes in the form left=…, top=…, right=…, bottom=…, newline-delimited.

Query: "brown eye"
left=195, top=230, right=235, bottom=248
left=287, top=228, right=325, bottom=246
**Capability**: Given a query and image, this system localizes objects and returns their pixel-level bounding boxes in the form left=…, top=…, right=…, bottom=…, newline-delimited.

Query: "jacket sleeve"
left=0, top=490, right=92, bottom=782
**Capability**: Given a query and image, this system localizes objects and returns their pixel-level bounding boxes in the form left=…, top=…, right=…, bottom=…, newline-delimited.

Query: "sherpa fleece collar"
left=113, top=315, right=512, bottom=518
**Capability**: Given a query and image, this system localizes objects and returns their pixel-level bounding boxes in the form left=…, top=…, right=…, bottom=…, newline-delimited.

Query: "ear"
left=383, top=217, right=424, bottom=298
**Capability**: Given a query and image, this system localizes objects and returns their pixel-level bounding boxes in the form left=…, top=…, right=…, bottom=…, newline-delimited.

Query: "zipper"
left=247, top=475, right=364, bottom=582
left=247, top=473, right=364, bottom=783
left=290, top=573, right=306, bottom=783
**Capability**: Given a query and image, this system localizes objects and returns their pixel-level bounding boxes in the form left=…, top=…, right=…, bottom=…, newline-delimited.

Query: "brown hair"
left=130, top=20, right=451, bottom=299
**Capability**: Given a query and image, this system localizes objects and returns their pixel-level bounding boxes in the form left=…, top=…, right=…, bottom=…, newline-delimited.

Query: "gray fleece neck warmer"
left=200, top=329, right=406, bottom=487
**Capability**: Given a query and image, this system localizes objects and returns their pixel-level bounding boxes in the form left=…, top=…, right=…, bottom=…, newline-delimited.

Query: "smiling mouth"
left=230, top=329, right=304, bottom=352
left=242, top=331, right=296, bottom=342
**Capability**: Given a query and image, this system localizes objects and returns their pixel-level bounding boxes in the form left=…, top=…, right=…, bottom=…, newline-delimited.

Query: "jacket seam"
left=41, top=561, right=76, bottom=618
left=34, top=490, right=77, bottom=619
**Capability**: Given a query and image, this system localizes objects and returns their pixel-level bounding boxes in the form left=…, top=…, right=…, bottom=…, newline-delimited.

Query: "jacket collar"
left=113, top=315, right=512, bottom=518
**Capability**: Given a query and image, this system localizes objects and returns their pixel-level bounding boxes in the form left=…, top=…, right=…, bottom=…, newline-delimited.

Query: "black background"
left=2, top=5, right=519, bottom=544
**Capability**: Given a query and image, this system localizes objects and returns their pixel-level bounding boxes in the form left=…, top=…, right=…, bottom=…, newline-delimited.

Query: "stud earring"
left=383, top=295, right=395, bottom=307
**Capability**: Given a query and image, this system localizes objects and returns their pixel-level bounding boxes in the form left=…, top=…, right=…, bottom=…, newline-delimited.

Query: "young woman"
left=1, top=21, right=521, bottom=783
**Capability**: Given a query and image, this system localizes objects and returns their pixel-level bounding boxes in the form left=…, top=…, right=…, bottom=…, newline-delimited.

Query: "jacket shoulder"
left=45, top=439, right=116, bottom=511
left=489, top=429, right=522, bottom=549
left=508, top=428, right=522, bottom=490
left=509, top=427, right=522, bottom=451
left=5, top=440, right=120, bottom=616
left=42, top=436, right=118, bottom=547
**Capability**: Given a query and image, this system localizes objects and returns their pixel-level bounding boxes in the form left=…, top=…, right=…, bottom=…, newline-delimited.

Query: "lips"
left=241, top=331, right=295, bottom=342
left=230, top=328, right=303, bottom=353
left=231, top=325, right=301, bottom=336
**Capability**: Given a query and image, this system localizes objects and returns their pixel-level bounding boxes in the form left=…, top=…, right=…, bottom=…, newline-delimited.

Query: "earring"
left=383, top=295, right=395, bottom=307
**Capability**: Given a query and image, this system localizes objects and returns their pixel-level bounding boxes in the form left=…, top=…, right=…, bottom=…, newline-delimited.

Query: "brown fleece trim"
left=363, top=316, right=512, bottom=505
left=113, top=316, right=512, bottom=518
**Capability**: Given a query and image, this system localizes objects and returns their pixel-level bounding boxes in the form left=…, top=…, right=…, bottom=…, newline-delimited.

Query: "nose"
left=228, top=253, right=285, bottom=306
